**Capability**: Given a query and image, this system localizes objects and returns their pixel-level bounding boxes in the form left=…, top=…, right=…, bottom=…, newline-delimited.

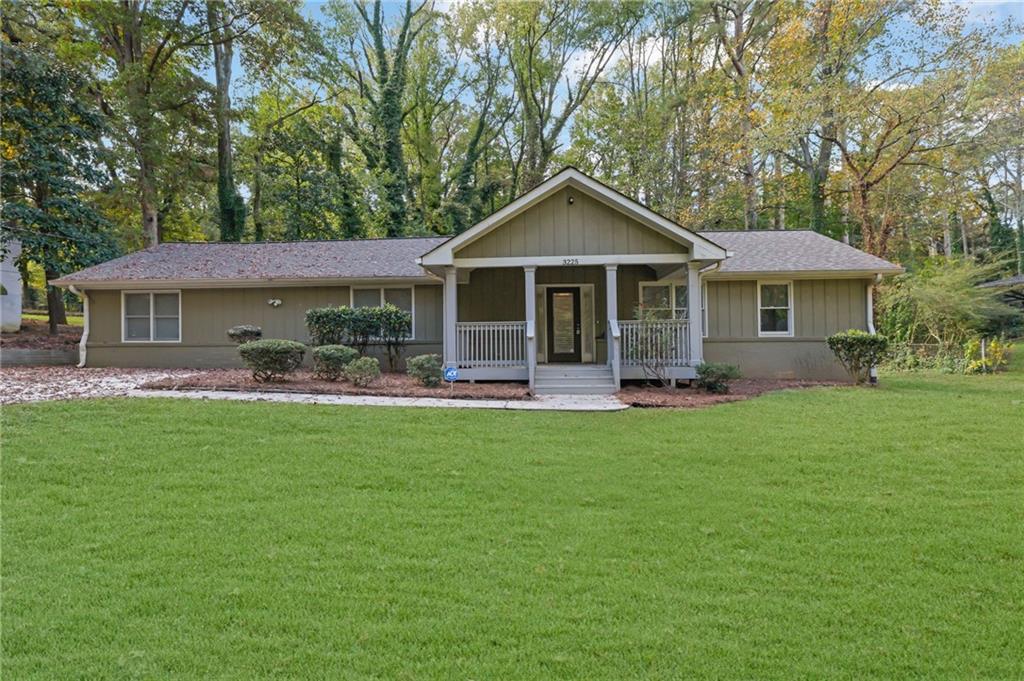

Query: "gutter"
left=69, top=285, right=89, bottom=368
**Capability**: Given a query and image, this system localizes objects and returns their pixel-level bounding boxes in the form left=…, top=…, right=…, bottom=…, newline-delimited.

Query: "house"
left=53, top=168, right=902, bottom=393
left=1, top=238, right=23, bottom=333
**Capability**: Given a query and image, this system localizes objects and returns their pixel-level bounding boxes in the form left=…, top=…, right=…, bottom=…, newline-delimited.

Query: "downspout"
left=867, top=274, right=881, bottom=383
left=69, top=285, right=89, bottom=368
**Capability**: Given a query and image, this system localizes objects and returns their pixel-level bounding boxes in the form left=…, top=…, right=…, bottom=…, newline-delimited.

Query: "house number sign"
left=562, top=258, right=580, bottom=266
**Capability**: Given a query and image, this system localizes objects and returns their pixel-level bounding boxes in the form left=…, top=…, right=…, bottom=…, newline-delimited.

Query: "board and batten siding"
left=703, top=278, right=872, bottom=380
left=83, top=284, right=443, bottom=368
left=455, top=188, right=688, bottom=259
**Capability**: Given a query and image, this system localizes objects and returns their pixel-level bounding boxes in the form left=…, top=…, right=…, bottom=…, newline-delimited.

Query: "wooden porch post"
left=605, top=264, right=620, bottom=387
left=443, top=266, right=458, bottom=369
left=687, top=262, right=703, bottom=366
left=524, top=266, right=537, bottom=391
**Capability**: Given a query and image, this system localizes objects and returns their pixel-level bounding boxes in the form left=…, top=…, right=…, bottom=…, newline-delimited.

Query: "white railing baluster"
left=619, top=319, right=692, bottom=368
left=455, top=321, right=529, bottom=369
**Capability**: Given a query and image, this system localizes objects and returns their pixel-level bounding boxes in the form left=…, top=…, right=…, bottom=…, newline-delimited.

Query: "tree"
left=327, top=0, right=430, bottom=236
left=493, top=0, right=643, bottom=191
left=0, top=40, right=119, bottom=332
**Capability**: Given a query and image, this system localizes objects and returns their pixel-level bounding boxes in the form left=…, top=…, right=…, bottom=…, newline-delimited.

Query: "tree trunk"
left=851, top=181, right=876, bottom=255
left=773, top=152, right=785, bottom=230
left=140, top=166, right=160, bottom=247
left=208, top=1, right=242, bottom=241
left=44, top=269, right=66, bottom=334
left=252, top=147, right=264, bottom=241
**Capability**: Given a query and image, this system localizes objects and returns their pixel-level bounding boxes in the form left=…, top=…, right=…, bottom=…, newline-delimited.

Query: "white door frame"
left=536, top=283, right=596, bottom=364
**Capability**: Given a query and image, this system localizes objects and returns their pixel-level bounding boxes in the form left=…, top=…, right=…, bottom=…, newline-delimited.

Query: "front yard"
left=3, top=360, right=1022, bottom=678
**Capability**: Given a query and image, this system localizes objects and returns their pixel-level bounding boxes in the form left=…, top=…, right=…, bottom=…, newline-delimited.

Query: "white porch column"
left=443, top=266, right=458, bottom=368
left=605, top=264, right=620, bottom=387
left=687, top=262, right=703, bottom=366
left=524, top=266, right=537, bottom=391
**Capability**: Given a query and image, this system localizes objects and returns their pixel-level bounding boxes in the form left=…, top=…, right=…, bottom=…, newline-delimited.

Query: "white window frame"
left=349, top=285, right=416, bottom=339
left=757, top=280, right=794, bottom=337
left=121, top=290, right=181, bottom=343
left=637, top=280, right=689, bottom=320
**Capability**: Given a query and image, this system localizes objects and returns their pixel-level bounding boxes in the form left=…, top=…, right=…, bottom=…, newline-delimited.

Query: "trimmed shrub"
left=406, top=353, right=442, bottom=387
left=305, top=307, right=352, bottom=346
left=312, top=344, right=359, bottom=381
left=378, top=303, right=412, bottom=370
left=345, top=356, right=380, bottom=387
left=827, top=330, right=889, bottom=384
left=226, top=325, right=262, bottom=344
left=695, top=362, right=741, bottom=394
left=238, top=339, right=306, bottom=382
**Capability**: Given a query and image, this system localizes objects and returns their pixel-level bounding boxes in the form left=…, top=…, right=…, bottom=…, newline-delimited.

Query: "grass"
left=20, top=312, right=84, bottom=326
left=3, top=360, right=1023, bottom=678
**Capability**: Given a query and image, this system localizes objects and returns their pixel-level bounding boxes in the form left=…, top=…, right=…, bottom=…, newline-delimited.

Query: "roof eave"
left=704, top=267, right=904, bottom=280
left=50, top=275, right=442, bottom=289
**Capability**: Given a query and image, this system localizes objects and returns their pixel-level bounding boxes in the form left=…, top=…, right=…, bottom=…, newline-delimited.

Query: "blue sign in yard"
left=444, top=367, right=459, bottom=382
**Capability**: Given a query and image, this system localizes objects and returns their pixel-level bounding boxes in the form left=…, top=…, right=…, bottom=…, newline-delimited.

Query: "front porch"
left=441, top=263, right=703, bottom=392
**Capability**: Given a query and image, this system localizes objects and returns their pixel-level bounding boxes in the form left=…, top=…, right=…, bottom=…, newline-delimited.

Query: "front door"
left=546, top=287, right=582, bottom=363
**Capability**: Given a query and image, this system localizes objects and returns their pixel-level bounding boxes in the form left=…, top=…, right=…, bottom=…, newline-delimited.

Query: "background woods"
left=2, top=0, right=1023, bottom=329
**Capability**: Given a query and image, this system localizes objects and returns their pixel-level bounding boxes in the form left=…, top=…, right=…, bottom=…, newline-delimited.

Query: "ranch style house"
left=53, top=168, right=903, bottom=394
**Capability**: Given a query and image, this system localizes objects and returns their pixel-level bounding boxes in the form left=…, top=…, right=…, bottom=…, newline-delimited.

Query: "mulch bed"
left=142, top=369, right=532, bottom=401
left=619, top=378, right=841, bottom=408
left=1, top=319, right=82, bottom=350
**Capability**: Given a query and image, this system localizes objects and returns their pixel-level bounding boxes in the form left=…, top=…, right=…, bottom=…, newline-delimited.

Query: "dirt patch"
left=142, top=369, right=532, bottom=401
left=1, top=319, right=82, bottom=350
left=1, top=367, right=198, bottom=405
left=618, top=378, right=840, bottom=409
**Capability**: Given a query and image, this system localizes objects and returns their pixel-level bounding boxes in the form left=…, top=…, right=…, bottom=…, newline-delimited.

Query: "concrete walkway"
left=129, top=389, right=629, bottom=412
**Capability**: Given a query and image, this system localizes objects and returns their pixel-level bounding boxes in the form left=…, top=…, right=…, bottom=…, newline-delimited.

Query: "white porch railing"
left=456, top=321, right=527, bottom=368
left=620, top=319, right=691, bottom=367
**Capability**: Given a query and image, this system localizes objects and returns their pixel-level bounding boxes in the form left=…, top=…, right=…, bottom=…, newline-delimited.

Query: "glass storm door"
left=546, top=287, right=582, bottom=363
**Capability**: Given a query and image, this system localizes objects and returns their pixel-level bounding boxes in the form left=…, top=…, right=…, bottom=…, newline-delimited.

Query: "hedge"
left=238, top=339, right=306, bottom=382
left=826, top=330, right=889, bottom=384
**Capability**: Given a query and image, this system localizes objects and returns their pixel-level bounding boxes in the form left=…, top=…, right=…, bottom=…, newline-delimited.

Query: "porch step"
left=535, top=364, right=617, bottom=395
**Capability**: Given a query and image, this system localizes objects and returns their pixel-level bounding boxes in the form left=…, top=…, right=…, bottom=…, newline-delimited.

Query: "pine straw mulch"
left=1, top=319, right=82, bottom=350
left=141, top=369, right=532, bottom=401
left=618, top=378, right=842, bottom=409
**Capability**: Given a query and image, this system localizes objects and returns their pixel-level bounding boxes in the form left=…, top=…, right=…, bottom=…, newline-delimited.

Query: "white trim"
left=120, top=290, right=182, bottom=343
left=637, top=280, right=689, bottom=320
left=756, top=280, right=794, bottom=337
left=419, top=168, right=728, bottom=266
left=704, top=269, right=901, bottom=281
left=451, top=253, right=690, bottom=269
left=54, top=276, right=440, bottom=290
left=349, top=285, right=416, bottom=340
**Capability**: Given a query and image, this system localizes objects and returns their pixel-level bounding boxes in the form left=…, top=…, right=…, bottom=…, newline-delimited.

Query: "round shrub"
left=695, top=362, right=741, bottom=394
left=406, top=353, right=442, bottom=387
left=826, top=330, right=889, bottom=384
left=344, top=356, right=380, bottom=387
left=238, top=339, right=306, bottom=382
left=312, top=344, right=359, bottom=381
left=227, top=324, right=262, bottom=344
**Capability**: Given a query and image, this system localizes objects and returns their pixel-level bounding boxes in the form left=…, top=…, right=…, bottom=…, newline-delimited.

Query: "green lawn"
left=20, top=311, right=84, bottom=326
left=3, top=362, right=1023, bottom=678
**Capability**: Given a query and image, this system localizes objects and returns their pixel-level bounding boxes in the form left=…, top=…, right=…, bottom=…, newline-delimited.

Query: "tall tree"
left=493, top=0, right=643, bottom=191
left=0, top=39, right=118, bottom=332
left=328, top=0, right=430, bottom=235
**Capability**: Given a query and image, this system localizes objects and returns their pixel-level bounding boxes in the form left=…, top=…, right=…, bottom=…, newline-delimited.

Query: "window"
left=351, top=286, right=415, bottom=338
left=122, top=291, right=180, bottom=342
left=758, top=281, right=792, bottom=336
left=638, top=282, right=688, bottom=320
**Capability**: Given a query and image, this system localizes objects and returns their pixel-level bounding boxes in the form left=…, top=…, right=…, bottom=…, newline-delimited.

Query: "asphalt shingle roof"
left=53, top=237, right=450, bottom=285
left=54, top=229, right=900, bottom=286
left=699, top=230, right=902, bottom=274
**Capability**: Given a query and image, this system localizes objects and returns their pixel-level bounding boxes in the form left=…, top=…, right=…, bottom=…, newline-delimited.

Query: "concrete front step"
left=535, top=364, right=617, bottom=395
left=534, top=384, right=619, bottom=396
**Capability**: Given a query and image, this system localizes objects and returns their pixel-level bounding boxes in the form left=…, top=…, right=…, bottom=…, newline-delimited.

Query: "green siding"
left=84, top=284, right=443, bottom=368
left=455, top=188, right=688, bottom=258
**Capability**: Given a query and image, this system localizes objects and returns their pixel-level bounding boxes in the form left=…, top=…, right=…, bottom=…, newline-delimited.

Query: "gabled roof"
left=419, top=167, right=729, bottom=265
left=51, top=237, right=449, bottom=288
left=700, top=230, right=903, bottom=277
